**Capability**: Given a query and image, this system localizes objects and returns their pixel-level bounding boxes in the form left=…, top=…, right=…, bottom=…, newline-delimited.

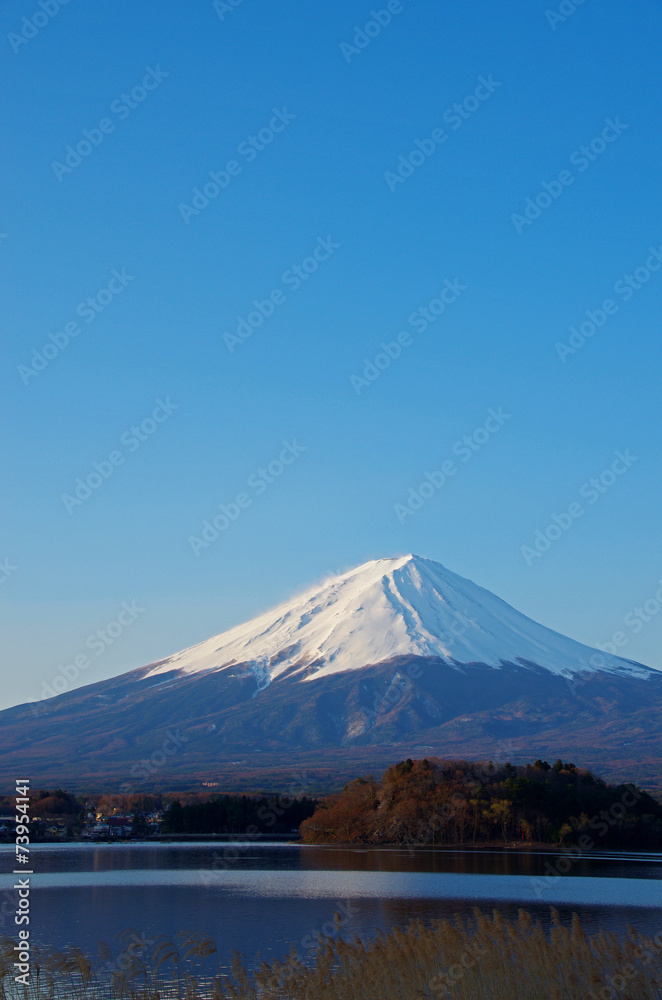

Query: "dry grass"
left=1, top=908, right=661, bottom=999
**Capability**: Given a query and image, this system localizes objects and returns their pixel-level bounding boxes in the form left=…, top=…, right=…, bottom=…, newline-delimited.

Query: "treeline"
left=300, top=758, right=662, bottom=848
left=0, top=788, right=81, bottom=816
left=0, top=790, right=166, bottom=817
left=163, top=794, right=317, bottom=835
left=0, top=790, right=167, bottom=838
left=3, top=790, right=85, bottom=831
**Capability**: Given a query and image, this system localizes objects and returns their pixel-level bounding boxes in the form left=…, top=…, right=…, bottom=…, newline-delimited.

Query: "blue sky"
left=2, top=0, right=662, bottom=709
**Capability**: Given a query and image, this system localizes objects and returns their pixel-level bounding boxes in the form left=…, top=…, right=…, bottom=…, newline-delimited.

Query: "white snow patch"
left=143, top=555, right=655, bottom=684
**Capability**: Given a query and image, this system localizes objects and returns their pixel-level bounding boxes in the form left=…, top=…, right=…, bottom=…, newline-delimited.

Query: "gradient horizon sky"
left=2, top=0, right=662, bottom=710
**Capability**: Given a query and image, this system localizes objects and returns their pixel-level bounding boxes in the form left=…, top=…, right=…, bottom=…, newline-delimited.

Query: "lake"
left=1, top=842, right=661, bottom=973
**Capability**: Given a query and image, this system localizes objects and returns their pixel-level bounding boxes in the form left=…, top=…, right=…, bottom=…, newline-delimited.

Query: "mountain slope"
left=1, top=554, right=660, bottom=793
left=144, top=555, right=652, bottom=685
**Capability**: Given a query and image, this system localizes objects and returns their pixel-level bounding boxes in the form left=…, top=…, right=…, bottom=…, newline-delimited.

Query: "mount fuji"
left=141, top=554, right=652, bottom=686
left=1, top=554, right=661, bottom=792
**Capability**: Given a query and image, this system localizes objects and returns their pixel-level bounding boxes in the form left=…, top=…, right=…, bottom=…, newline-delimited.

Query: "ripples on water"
left=1, top=843, right=660, bottom=967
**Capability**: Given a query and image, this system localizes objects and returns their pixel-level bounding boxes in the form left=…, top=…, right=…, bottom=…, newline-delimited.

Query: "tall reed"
left=1, top=909, right=660, bottom=999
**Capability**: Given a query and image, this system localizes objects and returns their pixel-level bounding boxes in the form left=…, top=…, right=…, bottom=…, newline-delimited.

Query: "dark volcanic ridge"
left=3, top=555, right=660, bottom=792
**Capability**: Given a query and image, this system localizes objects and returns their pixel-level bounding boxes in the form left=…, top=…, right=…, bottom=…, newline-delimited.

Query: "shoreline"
left=3, top=836, right=658, bottom=853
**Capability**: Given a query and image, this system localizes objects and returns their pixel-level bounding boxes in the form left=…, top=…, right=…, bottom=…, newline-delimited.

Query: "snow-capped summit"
left=2, top=554, right=660, bottom=791
left=145, top=554, right=652, bottom=686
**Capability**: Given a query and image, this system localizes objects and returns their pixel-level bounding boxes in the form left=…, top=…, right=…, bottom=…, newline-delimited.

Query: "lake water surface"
left=1, top=843, right=660, bottom=971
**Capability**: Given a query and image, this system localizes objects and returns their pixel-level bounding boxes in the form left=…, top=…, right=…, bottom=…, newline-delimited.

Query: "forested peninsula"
left=300, top=758, right=662, bottom=848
